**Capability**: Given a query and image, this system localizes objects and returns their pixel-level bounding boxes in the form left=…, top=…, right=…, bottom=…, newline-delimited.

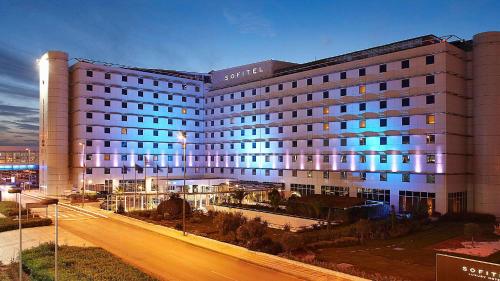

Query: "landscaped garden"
left=0, top=243, right=157, bottom=281
left=121, top=191, right=499, bottom=281
left=0, top=201, right=52, bottom=233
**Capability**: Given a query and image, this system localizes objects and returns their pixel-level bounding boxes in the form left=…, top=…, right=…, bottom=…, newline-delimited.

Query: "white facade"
left=39, top=32, right=500, bottom=216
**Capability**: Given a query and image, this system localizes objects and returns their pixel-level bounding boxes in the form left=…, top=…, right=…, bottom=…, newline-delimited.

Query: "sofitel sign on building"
left=210, top=60, right=296, bottom=90
left=436, top=254, right=500, bottom=281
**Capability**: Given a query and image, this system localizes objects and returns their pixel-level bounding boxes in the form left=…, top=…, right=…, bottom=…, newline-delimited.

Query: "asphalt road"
left=0, top=187, right=305, bottom=281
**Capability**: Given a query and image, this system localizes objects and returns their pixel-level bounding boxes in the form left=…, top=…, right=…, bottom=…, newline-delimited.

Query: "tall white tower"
left=39, top=51, right=69, bottom=196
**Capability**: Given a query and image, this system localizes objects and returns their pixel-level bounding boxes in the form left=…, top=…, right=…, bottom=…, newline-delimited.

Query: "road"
left=0, top=187, right=305, bottom=281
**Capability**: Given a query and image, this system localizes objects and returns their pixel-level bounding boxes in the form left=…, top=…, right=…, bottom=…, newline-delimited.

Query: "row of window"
left=85, top=112, right=201, bottom=125
left=85, top=85, right=202, bottom=102
left=207, top=55, right=436, bottom=104
left=206, top=75, right=436, bottom=114
left=86, top=98, right=196, bottom=113
left=85, top=70, right=201, bottom=92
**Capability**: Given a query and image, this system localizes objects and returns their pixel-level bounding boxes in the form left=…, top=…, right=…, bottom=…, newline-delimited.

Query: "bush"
left=0, top=218, right=52, bottom=232
left=441, top=212, right=496, bottom=223
left=68, top=194, right=98, bottom=203
left=236, top=218, right=267, bottom=242
left=247, top=237, right=283, bottom=254
left=281, top=233, right=304, bottom=253
left=157, top=195, right=191, bottom=219
left=175, top=223, right=183, bottom=230
left=116, top=203, right=125, bottom=214
left=331, top=236, right=359, bottom=247
left=189, top=216, right=202, bottom=223
left=213, top=212, right=246, bottom=236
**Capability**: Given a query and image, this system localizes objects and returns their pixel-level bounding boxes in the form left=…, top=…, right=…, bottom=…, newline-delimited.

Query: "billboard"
left=436, top=254, right=500, bottom=281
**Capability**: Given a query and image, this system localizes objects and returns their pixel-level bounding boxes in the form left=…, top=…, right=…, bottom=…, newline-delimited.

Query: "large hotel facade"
left=39, top=31, right=500, bottom=216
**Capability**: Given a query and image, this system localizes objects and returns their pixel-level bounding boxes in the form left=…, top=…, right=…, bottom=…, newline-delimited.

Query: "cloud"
left=0, top=43, right=37, bottom=83
left=223, top=9, right=276, bottom=37
left=0, top=103, right=38, bottom=117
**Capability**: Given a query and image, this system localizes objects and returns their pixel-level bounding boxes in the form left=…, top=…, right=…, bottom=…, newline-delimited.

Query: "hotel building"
left=39, top=31, right=500, bottom=216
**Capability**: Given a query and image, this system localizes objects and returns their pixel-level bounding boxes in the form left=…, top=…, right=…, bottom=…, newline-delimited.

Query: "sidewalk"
left=0, top=226, right=94, bottom=264
left=83, top=204, right=368, bottom=281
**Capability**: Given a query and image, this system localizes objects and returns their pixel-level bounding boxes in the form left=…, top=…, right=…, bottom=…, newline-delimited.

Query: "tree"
left=231, top=189, right=248, bottom=206
left=390, top=205, right=397, bottom=230
left=464, top=223, right=481, bottom=247
left=281, top=233, right=304, bottom=253
left=356, top=219, right=371, bottom=244
left=157, top=193, right=191, bottom=219
left=268, top=188, right=282, bottom=211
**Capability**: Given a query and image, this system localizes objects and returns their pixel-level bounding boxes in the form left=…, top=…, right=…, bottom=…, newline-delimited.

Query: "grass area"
left=21, top=243, right=156, bottom=281
left=314, top=221, right=497, bottom=281
left=0, top=201, right=52, bottom=232
left=0, top=201, right=20, bottom=216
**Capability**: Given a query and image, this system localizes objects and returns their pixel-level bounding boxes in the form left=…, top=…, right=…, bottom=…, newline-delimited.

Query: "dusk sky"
left=0, top=0, right=498, bottom=146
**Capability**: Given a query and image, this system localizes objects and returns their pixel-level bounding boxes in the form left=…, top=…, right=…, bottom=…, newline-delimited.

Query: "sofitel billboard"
left=436, top=254, right=500, bottom=281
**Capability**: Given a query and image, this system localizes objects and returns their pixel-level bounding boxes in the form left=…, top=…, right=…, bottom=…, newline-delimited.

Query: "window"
left=340, top=88, right=347, bottom=96
left=402, top=173, right=410, bottom=182
left=380, top=118, right=387, bottom=127
left=86, top=126, right=92, bottom=132
left=104, top=127, right=110, bottom=134
left=426, top=55, right=434, bottom=65
left=402, top=135, right=410, bottom=144
left=307, top=140, right=313, bottom=147
left=307, top=93, right=313, bottom=101
left=359, top=103, right=366, bottom=111
left=426, top=95, right=435, bottom=104
left=121, top=115, right=127, bottom=121
left=86, top=112, right=93, bottom=119
left=402, top=97, right=410, bottom=107
left=379, top=82, right=387, bottom=91
left=340, top=72, right=346, bottom=79
left=359, top=137, right=366, bottom=145
left=426, top=134, right=435, bottom=144
left=105, top=87, right=110, bottom=93
left=104, top=114, right=110, bottom=120
left=426, top=75, right=435, bottom=84
left=307, top=124, right=313, bottom=131
left=402, top=116, right=410, bottom=125
left=307, top=109, right=313, bottom=116
left=340, top=122, right=347, bottom=129
left=402, top=154, right=410, bottom=163
left=292, top=96, right=297, bottom=103
left=323, top=75, right=329, bottom=83
left=138, top=129, right=143, bottom=135
left=121, top=102, right=127, bottom=108
left=265, top=86, right=270, bottom=93
left=359, top=85, right=366, bottom=94
left=379, top=64, right=387, bottom=73
left=380, top=137, right=387, bottom=145
left=380, top=100, right=387, bottom=109
left=323, top=107, right=329, bottom=114
left=380, top=173, right=387, bottom=181
left=121, top=141, right=127, bottom=148
left=340, top=105, right=346, bottom=113
left=105, top=100, right=110, bottom=106
left=323, top=139, right=329, bottom=146
left=86, top=98, right=92, bottom=105
left=104, top=73, right=111, bottom=79
left=104, top=141, right=110, bottom=147
left=323, top=123, right=329, bottom=131
left=138, top=78, right=143, bottom=84
left=340, top=155, right=347, bottom=163
left=86, top=70, right=93, bottom=77
left=291, top=184, right=315, bottom=196
left=427, top=174, right=436, bottom=184
left=358, top=188, right=390, bottom=204
left=360, top=155, right=366, bottom=163
left=278, top=84, right=283, bottom=91
left=401, top=79, right=410, bottom=88
left=307, top=78, right=312, bottom=85
left=401, top=60, right=410, bottom=69
left=86, top=85, right=93, bottom=91
left=340, top=138, right=347, bottom=146
left=122, top=89, right=127, bottom=95
left=323, top=91, right=329, bottom=99
left=121, top=128, right=127, bottom=135
left=426, top=114, right=435, bottom=124
left=359, top=119, right=366, bottom=128
left=426, top=154, right=436, bottom=164
left=291, top=81, right=297, bottom=88
left=359, top=68, right=366, bottom=76
left=154, top=80, right=159, bottom=86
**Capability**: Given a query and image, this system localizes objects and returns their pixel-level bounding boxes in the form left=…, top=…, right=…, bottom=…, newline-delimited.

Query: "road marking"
left=210, top=271, right=238, bottom=281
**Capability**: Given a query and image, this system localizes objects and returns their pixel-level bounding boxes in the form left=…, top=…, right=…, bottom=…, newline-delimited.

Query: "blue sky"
left=0, top=0, right=498, bottom=146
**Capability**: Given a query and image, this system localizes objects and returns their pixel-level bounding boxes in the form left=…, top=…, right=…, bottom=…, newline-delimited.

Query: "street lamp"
left=40, top=199, right=59, bottom=281
left=8, top=187, right=22, bottom=280
left=79, top=142, right=86, bottom=208
left=178, top=132, right=187, bottom=236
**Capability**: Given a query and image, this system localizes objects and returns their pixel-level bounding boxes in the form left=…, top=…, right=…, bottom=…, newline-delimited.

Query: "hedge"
left=0, top=218, right=52, bottom=232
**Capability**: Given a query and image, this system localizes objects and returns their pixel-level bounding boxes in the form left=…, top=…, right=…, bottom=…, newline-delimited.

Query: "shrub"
left=189, top=216, right=202, bottom=223
left=0, top=218, right=52, bottom=232
left=157, top=195, right=191, bottom=219
left=281, top=233, right=304, bottom=253
left=331, top=236, right=359, bottom=247
left=116, top=203, right=125, bottom=214
left=441, top=212, right=496, bottom=223
left=247, top=237, right=283, bottom=254
left=268, top=188, right=282, bottom=211
left=174, top=223, right=183, bottom=230
left=236, top=218, right=267, bottom=242
left=213, top=212, right=246, bottom=236
left=283, top=223, right=291, bottom=232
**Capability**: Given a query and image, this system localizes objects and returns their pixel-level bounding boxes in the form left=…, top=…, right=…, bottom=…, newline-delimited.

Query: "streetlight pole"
left=40, top=199, right=59, bottom=281
left=179, top=132, right=187, bottom=236
left=25, top=148, right=31, bottom=189
left=79, top=143, right=86, bottom=208
left=8, top=187, right=22, bottom=280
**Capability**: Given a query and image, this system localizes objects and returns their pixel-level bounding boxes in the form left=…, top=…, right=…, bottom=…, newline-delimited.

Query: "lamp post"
left=40, top=199, right=59, bottom=281
left=25, top=148, right=31, bottom=189
left=8, top=187, right=22, bottom=280
left=178, top=132, right=187, bottom=236
left=79, top=142, right=86, bottom=208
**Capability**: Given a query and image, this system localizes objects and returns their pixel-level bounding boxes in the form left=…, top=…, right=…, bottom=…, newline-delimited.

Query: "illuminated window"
left=426, top=134, right=435, bottom=144
left=426, top=114, right=435, bottom=124
left=121, top=128, right=127, bottom=134
left=426, top=174, right=435, bottom=183
left=307, top=171, right=313, bottom=178
left=292, top=155, right=298, bottom=162
left=323, top=123, right=329, bottom=131
left=340, top=155, right=347, bottom=163
left=426, top=154, right=436, bottom=163
left=402, top=154, right=410, bottom=163
left=360, top=155, right=366, bottom=163
left=359, top=137, right=366, bottom=145
left=359, top=85, right=366, bottom=94
left=307, top=156, right=313, bottom=162
left=359, top=120, right=366, bottom=128
left=292, top=170, right=298, bottom=177
left=402, top=173, right=410, bottom=182
left=182, top=108, right=187, bottom=114
left=323, top=107, right=329, bottom=114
